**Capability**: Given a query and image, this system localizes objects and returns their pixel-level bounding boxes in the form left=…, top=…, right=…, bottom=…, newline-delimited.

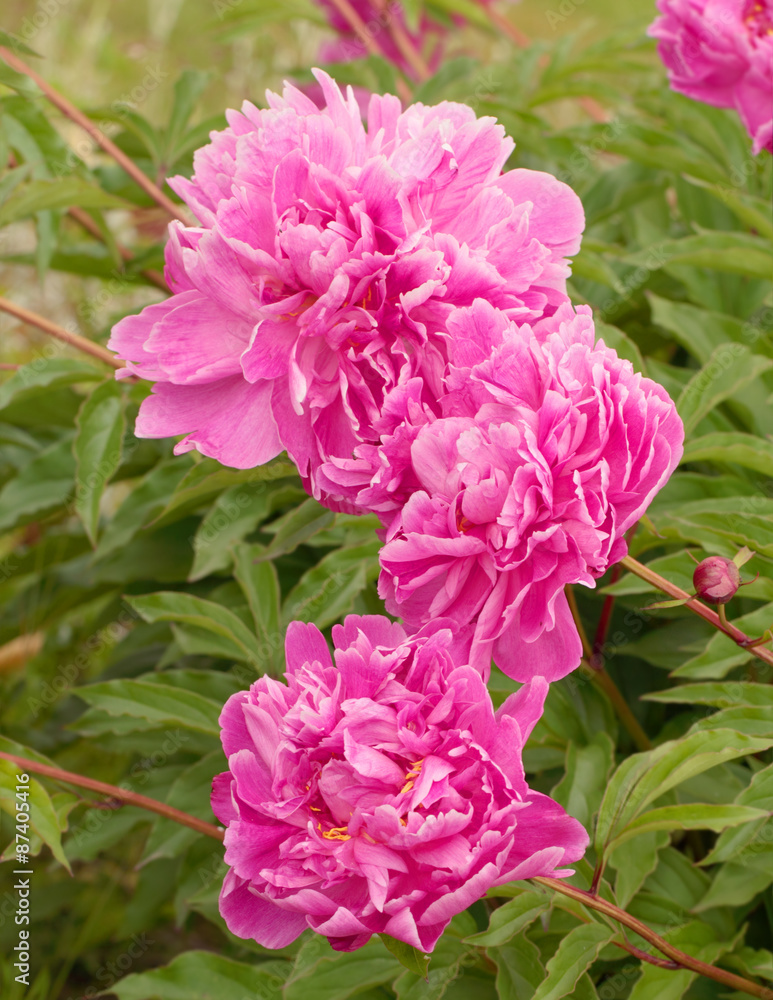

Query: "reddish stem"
left=0, top=295, right=123, bottom=369
left=0, top=47, right=190, bottom=225
left=0, top=751, right=224, bottom=842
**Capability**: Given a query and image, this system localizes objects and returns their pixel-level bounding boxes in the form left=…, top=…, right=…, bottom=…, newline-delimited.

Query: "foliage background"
left=0, top=1, right=772, bottom=999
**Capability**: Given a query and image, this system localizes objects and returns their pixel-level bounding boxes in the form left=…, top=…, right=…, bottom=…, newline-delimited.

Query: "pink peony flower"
left=364, top=300, right=685, bottom=681
left=108, top=71, right=584, bottom=496
left=212, top=615, right=588, bottom=953
left=648, top=0, right=773, bottom=155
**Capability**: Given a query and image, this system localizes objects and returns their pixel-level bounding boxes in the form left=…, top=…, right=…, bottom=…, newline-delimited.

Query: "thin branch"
left=484, top=3, right=530, bottom=47
left=621, top=554, right=773, bottom=670
left=616, top=939, right=682, bottom=970
left=533, top=877, right=773, bottom=1000
left=591, top=563, right=622, bottom=668
left=8, top=748, right=771, bottom=998
left=0, top=47, right=191, bottom=226
left=67, top=206, right=169, bottom=292
left=0, top=751, right=224, bottom=842
left=0, top=295, right=123, bottom=369
left=567, top=585, right=593, bottom=660
left=370, top=0, right=430, bottom=81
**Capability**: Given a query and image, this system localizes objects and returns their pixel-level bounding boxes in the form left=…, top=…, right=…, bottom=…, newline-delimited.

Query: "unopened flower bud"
left=693, top=556, right=741, bottom=604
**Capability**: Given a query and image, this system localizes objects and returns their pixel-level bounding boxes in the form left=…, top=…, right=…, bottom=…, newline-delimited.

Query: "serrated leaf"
left=76, top=679, right=221, bottom=735
left=73, top=379, right=126, bottom=544
left=531, top=923, right=616, bottom=1000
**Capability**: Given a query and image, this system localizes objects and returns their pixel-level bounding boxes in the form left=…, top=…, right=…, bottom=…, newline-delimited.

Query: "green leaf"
left=464, top=889, right=549, bottom=947
left=188, top=481, right=301, bottom=581
left=283, top=937, right=401, bottom=1000
left=258, top=496, right=335, bottom=560
left=595, top=730, right=773, bottom=853
left=671, top=603, right=773, bottom=679
left=109, top=950, right=290, bottom=1000
left=233, top=543, right=283, bottom=674
left=152, top=455, right=296, bottom=526
left=379, top=934, right=430, bottom=978
left=610, top=830, right=670, bottom=908
left=73, top=379, right=126, bottom=544
left=626, top=921, right=729, bottom=1000
left=76, top=678, right=221, bottom=735
left=608, top=804, right=769, bottom=849
left=0, top=759, right=73, bottom=872
left=683, top=432, right=773, bottom=478
left=393, top=933, right=473, bottom=999
left=0, top=359, right=102, bottom=412
left=627, top=232, right=773, bottom=280
left=0, top=177, right=128, bottom=225
left=645, top=682, right=773, bottom=707
left=127, top=591, right=264, bottom=668
left=0, top=435, right=75, bottom=532
left=95, top=459, right=192, bottom=558
left=490, top=932, right=545, bottom=1000
left=281, top=541, right=380, bottom=629
left=676, top=345, right=773, bottom=435
left=648, top=295, right=749, bottom=366
left=141, top=751, right=223, bottom=863
left=531, top=923, right=616, bottom=1000
left=551, top=732, right=614, bottom=830
left=0, top=29, right=41, bottom=57
left=164, top=69, right=211, bottom=161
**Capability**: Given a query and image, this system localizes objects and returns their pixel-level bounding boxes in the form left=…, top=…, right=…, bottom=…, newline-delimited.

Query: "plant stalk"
left=620, top=554, right=773, bottom=670
left=533, top=877, right=773, bottom=1000
left=0, top=751, right=224, bottom=841
left=0, top=295, right=123, bottom=369
left=0, top=47, right=191, bottom=225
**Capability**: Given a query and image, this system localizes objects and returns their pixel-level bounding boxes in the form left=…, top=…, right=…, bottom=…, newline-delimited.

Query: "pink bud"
left=693, top=556, right=741, bottom=605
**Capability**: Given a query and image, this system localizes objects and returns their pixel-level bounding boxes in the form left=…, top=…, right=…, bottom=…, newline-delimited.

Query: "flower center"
left=745, top=0, right=773, bottom=36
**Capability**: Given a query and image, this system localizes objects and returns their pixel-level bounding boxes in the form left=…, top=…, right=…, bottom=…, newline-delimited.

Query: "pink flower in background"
left=317, top=0, right=445, bottom=78
left=212, top=615, right=588, bottom=953
left=372, top=301, right=684, bottom=681
left=649, top=0, right=773, bottom=154
left=108, top=70, right=584, bottom=497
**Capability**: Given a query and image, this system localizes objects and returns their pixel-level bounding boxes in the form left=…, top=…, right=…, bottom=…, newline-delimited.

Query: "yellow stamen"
left=399, top=759, right=424, bottom=795
left=321, top=826, right=351, bottom=841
